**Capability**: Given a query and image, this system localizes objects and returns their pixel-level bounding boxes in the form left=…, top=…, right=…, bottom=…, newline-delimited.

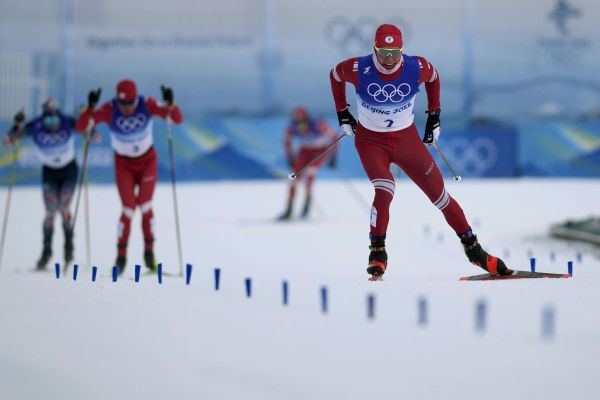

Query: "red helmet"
left=374, top=24, right=403, bottom=49
left=116, top=79, right=137, bottom=102
left=292, top=107, right=309, bottom=122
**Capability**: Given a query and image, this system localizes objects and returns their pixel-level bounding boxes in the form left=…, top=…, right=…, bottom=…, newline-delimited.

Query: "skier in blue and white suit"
left=4, top=98, right=92, bottom=270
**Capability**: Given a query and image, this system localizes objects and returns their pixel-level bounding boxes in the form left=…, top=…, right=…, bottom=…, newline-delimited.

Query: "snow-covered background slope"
left=1, top=179, right=599, bottom=399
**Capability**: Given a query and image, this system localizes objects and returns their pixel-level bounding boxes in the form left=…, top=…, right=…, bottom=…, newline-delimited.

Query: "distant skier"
left=278, top=107, right=338, bottom=220
left=76, top=79, right=183, bottom=274
left=3, top=98, right=91, bottom=269
left=329, top=23, right=510, bottom=278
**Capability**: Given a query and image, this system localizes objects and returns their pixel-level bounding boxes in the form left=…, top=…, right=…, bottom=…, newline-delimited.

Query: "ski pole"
left=289, top=132, right=350, bottom=180
left=70, top=136, right=90, bottom=240
left=433, top=142, right=462, bottom=181
left=83, top=157, right=91, bottom=269
left=335, top=169, right=370, bottom=210
left=0, top=142, right=20, bottom=272
left=166, top=121, right=184, bottom=277
left=63, top=135, right=90, bottom=272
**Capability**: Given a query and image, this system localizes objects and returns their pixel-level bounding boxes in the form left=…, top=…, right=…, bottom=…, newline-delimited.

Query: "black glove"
left=328, top=155, right=337, bottom=169
left=423, top=108, right=441, bottom=144
left=88, top=88, right=101, bottom=109
left=13, top=110, right=25, bottom=124
left=161, top=85, right=174, bottom=105
left=337, top=107, right=357, bottom=135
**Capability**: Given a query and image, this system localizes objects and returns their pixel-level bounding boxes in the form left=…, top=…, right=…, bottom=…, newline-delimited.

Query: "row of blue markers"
left=54, top=263, right=289, bottom=304
left=54, top=262, right=558, bottom=339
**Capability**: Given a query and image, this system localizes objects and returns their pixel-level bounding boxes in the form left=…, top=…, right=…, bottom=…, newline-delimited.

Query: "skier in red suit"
left=277, top=107, right=338, bottom=220
left=329, top=24, right=509, bottom=279
left=76, top=80, right=183, bottom=274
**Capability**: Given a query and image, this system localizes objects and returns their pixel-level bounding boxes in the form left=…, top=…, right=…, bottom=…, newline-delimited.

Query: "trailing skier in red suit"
left=77, top=80, right=183, bottom=274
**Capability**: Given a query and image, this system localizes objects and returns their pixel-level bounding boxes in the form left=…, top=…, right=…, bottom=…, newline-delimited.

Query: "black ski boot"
left=64, top=236, right=74, bottom=266
left=144, top=250, right=157, bottom=272
left=277, top=199, right=293, bottom=221
left=115, top=255, right=127, bottom=275
left=459, top=232, right=511, bottom=275
left=366, top=236, right=388, bottom=277
left=300, top=195, right=312, bottom=219
left=36, top=247, right=52, bottom=270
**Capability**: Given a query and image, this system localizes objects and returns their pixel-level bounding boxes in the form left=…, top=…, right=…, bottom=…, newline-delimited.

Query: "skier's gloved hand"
left=13, top=110, right=25, bottom=125
left=161, top=85, right=174, bottom=106
left=328, top=154, right=337, bottom=169
left=88, top=88, right=101, bottom=109
left=423, top=108, right=441, bottom=145
left=337, top=107, right=357, bottom=136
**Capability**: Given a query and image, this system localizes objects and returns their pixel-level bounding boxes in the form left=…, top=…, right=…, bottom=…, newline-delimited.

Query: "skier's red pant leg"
left=290, top=147, right=327, bottom=200
left=392, top=124, right=470, bottom=234
left=115, top=155, right=136, bottom=256
left=135, top=149, right=157, bottom=252
left=114, top=148, right=158, bottom=256
left=355, top=132, right=394, bottom=238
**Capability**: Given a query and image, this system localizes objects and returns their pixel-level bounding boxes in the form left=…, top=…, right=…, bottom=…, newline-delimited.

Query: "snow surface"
left=1, top=179, right=600, bottom=400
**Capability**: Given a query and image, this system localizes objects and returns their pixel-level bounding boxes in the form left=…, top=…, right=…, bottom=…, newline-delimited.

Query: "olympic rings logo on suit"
left=442, top=137, right=498, bottom=176
left=367, top=83, right=411, bottom=103
left=36, top=130, right=70, bottom=146
left=116, top=113, right=148, bottom=133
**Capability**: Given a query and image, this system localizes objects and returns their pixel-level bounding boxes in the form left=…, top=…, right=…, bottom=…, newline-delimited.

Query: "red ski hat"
left=374, top=24, right=403, bottom=49
left=292, top=106, right=309, bottom=121
left=116, top=79, right=137, bottom=102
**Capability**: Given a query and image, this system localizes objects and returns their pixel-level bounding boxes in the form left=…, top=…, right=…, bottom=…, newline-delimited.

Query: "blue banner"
left=2, top=119, right=600, bottom=185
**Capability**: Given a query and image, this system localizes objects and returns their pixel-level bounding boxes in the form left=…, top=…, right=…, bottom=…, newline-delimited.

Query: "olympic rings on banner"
left=324, top=16, right=412, bottom=54
left=443, top=137, right=498, bottom=176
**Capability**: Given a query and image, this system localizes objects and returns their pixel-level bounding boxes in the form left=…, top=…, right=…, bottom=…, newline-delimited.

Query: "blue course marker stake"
left=282, top=280, right=289, bottom=306
left=92, top=266, right=97, bottom=282
left=72, top=264, right=78, bottom=281
left=576, top=252, right=583, bottom=263
left=503, top=249, right=510, bottom=260
left=112, top=266, right=118, bottom=282
left=245, top=278, right=252, bottom=298
left=423, top=224, right=430, bottom=236
left=134, top=265, right=141, bottom=283
left=418, top=296, right=428, bottom=327
left=550, top=251, right=556, bottom=263
left=367, top=294, right=375, bottom=320
left=157, top=263, right=163, bottom=284
left=530, top=257, right=536, bottom=273
left=186, top=263, right=192, bottom=285
left=214, top=268, right=221, bottom=291
left=541, top=305, right=556, bottom=340
left=568, top=261, right=573, bottom=276
left=55, top=263, right=60, bottom=279
left=320, top=286, right=328, bottom=314
left=475, top=299, right=487, bottom=334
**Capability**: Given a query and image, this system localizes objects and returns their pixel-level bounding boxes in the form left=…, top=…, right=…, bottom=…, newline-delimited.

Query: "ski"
left=460, top=270, right=571, bottom=281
